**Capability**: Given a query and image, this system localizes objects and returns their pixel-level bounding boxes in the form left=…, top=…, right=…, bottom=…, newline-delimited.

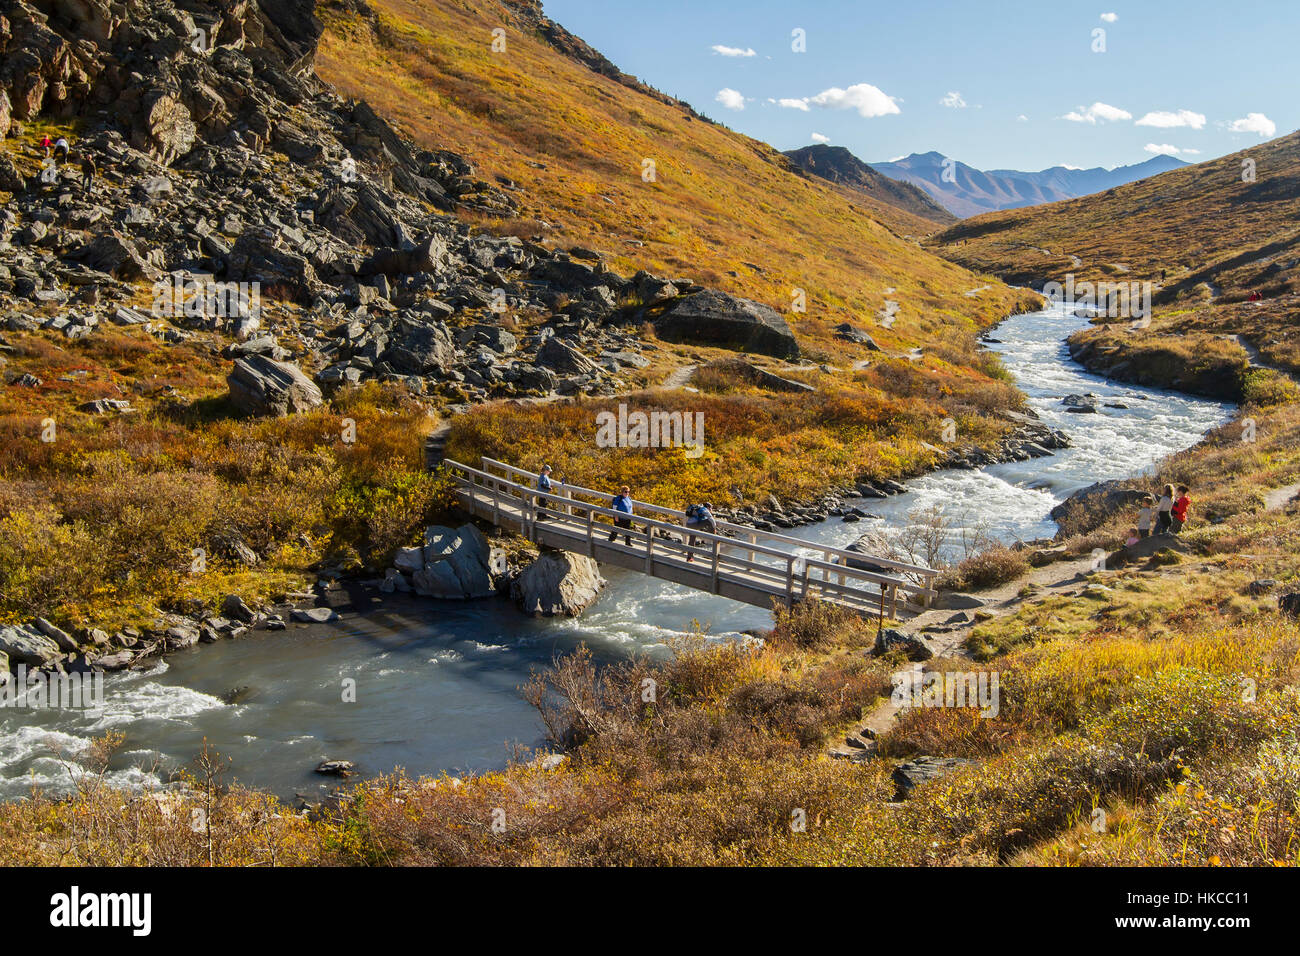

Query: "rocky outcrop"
left=0, top=622, right=63, bottom=665
left=872, top=627, right=933, bottom=662
left=703, top=359, right=813, bottom=393
left=892, top=756, right=973, bottom=799
left=648, top=290, right=799, bottom=360
left=389, top=524, right=506, bottom=599
left=227, top=354, right=323, bottom=416
left=511, top=550, right=605, bottom=616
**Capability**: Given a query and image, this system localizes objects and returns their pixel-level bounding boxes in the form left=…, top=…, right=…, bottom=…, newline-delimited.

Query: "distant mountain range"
left=782, top=145, right=956, bottom=227
left=870, top=151, right=1190, bottom=218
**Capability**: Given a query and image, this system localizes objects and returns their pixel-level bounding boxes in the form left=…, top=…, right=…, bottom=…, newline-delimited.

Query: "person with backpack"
left=53, top=136, right=70, bottom=163
left=609, top=485, right=634, bottom=546
left=39, top=133, right=54, bottom=158
left=1155, top=483, right=1175, bottom=534
left=683, top=501, right=716, bottom=562
left=1171, top=485, right=1191, bottom=533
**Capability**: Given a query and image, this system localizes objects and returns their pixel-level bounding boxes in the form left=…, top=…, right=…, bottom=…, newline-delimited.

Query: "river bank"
left=0, top=298, right=1237, bottom=800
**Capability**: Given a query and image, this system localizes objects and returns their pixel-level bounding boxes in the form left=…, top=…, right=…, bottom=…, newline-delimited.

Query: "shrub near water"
left=0, top=365, right=441, bottom=628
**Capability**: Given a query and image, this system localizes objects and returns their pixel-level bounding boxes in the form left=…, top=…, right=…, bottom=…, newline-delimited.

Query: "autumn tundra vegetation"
left=0, top=0, right=1298, bottom=870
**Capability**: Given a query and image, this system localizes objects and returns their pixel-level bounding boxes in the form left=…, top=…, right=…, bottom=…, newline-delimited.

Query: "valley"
left=0, top=0, right=1297, bottom=875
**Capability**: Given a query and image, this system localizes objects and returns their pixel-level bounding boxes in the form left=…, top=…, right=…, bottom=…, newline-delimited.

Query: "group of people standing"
left=1129, top=483, right=1191, bottom=543
left=535, top=466, right=717, bottom=559
left=37, top=132, right=96, bottom=194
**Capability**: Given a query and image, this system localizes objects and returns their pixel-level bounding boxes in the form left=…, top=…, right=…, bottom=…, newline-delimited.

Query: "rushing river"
left=0, top=301, right=1233, bottom=800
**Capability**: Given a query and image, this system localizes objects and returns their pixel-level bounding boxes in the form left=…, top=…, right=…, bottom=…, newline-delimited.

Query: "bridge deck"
left=445, top=458, right=937, bottom=619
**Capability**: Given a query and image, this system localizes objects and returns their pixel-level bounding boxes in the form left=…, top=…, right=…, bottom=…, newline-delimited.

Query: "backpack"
left=685, top=504, right=702, bottom=520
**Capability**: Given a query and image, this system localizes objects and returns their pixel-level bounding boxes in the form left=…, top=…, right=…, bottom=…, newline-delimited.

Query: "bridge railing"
left=476, top=457, right=937, bottom=587
left=443, top=458, right=936, bottom=615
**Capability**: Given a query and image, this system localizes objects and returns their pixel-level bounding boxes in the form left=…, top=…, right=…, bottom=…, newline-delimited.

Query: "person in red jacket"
left=1171, top=485, right=1191, bottom=533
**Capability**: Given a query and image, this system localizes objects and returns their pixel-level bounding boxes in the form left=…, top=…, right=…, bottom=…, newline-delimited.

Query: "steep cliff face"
left=0, top=0, right=323, bottom=155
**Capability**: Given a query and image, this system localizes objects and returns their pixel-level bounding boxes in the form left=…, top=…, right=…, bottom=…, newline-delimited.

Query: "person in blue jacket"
left=535, top=465, right=554, bottom=521
left=609, top=485, right=634, bottom=545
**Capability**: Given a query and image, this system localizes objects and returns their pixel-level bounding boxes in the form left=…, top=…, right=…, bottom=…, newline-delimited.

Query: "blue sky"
left=542, top=0, right=1295, bottom=171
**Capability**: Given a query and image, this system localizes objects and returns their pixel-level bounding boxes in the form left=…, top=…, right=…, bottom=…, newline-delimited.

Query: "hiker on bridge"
left=535, top=464, right=555, bottom=521
left=609, top=485, right=634, bottom=545
left=683, top=501, right=716, bottom=562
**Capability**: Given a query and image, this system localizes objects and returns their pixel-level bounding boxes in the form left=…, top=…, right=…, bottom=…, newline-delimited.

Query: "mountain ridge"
left=872, top=150, right=1189, bottom=218
left=782, top=144, right=957, bottom=231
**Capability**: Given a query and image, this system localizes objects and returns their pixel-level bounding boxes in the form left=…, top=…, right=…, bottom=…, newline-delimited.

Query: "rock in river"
left=511, top=550, right=605, bottom=616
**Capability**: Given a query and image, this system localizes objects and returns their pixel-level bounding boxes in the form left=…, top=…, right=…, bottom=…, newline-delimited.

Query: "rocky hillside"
left=0, top=0, right=725, bottom=408
left=782, top=144, right=956, bottom=233
left=0, top=0, right=1043, bottom=651
left=312, top=0, right=1032, bottom=355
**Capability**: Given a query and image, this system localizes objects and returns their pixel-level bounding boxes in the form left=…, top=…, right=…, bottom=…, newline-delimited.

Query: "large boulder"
left=134, top=91, right=197, bottom=164
left=0, top=623, right=63, bottom=666
left=227, top=354, right=324, bottom=416
left=363, top=234, right=450, bottom=277
left=649, top=290, right=799, bottom=360
left=537, top=336, right=599, bottom=375
left=410, top=524, right=504, bottom=599
left=73, top=233, right=159, bottom=280
left=385, top=322, right=457, bottom=375
left=511, top=551, right=605, bottom=617
left=872, top=627, right=933, bottom=662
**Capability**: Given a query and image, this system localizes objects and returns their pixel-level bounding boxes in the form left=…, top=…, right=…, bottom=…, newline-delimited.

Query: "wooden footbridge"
left=444, top=457, right=938, bottom=618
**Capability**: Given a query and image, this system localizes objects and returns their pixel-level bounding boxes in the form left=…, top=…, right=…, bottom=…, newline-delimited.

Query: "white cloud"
left=780, top=83, right=901, bottom=118
left=1017, top=114, right=1029, bottom=122
left=1136, top=109, right=1206, bottom=129
left=810, top=132, right=831, bottom=144
left=939, top=91, right=967, bottom=109
left=1228, top=112, right=1277, bottom=137
left=1143, top=143, right=1201, bottom=156
left=1062, top=101, right=1132, bottom=124
left=711, top=44, right=756, bottom=57
left=1100, top=12, right=1118, bottom=22
left=715, top=88, right=745, bottom=111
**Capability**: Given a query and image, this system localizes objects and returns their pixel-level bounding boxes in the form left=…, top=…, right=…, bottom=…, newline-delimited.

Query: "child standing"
left=1171, top=485, right=1191, bottom=533
left=1155, top=484, right=1175, bottom=534
left=1137, top=494, right=1155, bottom=538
